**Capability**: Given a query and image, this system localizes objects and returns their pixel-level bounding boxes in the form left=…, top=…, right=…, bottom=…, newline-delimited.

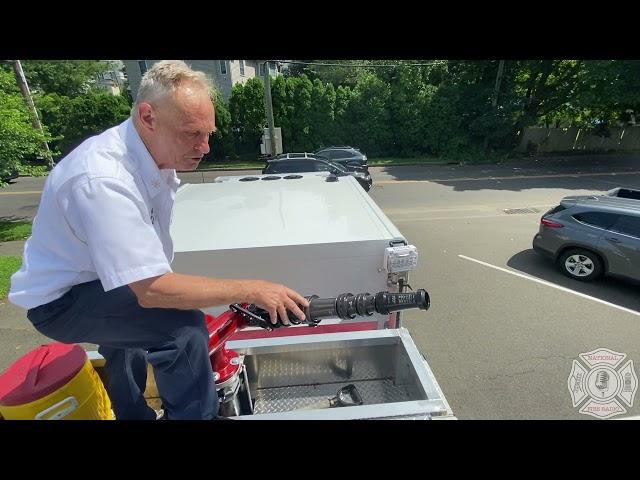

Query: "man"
left=9, top=60, right=308, bottom=420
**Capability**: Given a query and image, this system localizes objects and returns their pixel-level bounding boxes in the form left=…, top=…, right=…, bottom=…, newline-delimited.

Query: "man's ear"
left=137, top=102, right=156, bottom=131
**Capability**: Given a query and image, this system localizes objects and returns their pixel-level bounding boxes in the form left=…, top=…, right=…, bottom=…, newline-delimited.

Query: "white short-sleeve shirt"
left=9, top=118, right=181, bottom=310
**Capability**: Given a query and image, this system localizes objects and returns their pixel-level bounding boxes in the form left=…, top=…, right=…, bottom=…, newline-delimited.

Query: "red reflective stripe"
left=229, top=321, right=379, bottom=341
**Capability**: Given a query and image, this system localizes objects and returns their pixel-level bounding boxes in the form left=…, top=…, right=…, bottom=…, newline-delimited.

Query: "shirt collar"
left=122, top=118, right=179, bottom=198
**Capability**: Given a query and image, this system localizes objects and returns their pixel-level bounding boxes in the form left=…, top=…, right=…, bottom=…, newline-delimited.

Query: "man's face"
left=144, top=82, right=216, bottom=171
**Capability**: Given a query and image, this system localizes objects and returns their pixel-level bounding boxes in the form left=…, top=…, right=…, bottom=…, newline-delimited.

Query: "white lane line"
left=458, top=254, right=640, bottom=317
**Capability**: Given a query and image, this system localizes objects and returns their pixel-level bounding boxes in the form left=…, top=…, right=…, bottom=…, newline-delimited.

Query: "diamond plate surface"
left=248, top=347, right=395, bottom=389
left=253, top=379, right=412, bottom=414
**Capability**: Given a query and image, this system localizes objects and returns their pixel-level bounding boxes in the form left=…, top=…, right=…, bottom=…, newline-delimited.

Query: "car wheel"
left=557, top=248, right=603, bottom=281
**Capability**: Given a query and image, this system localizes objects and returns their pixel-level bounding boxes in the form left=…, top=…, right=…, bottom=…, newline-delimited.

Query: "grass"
left=0, top=221, right=32, bottom=242
left=0, top=256, right=22, bottom=299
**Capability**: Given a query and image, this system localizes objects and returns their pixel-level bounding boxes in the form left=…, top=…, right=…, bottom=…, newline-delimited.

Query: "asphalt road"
left=2, top=153, right=639, bottom=419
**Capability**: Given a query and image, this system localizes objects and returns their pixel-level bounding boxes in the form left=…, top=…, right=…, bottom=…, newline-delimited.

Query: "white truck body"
left=171, top=173, right=415, bottom=331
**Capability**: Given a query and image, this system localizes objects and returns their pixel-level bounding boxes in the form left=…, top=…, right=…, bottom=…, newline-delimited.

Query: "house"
left=122, top=60, right=280, bottom=101
left=93, top=60, right=126, bottom=96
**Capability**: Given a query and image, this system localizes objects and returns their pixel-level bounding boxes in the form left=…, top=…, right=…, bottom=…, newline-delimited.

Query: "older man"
left=9, top=61, right=308, bottom=420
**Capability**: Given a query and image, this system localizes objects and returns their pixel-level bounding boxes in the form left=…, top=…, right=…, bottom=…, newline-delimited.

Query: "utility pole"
left=484, top=59, right=506, bottom=153
left=491, top=59, right=505, bottom=108
left=12, top=60, right=55, bottom=169
left=263, top=61, right=277, bottom=157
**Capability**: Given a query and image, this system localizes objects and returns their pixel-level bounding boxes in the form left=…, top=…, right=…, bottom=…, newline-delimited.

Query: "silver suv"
left=532, top=189, right=640, bottom=282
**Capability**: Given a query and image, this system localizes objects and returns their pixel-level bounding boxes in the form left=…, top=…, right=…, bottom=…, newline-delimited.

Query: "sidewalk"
left=0, top=240, right=25, bottom=257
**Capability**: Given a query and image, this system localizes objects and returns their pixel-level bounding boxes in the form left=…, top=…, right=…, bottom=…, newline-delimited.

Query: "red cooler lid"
left=0, top=343, right=87, bottom=406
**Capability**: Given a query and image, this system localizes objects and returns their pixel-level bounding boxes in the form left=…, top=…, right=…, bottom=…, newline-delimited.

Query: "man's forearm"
left=131, top=272, right=252, bottom=310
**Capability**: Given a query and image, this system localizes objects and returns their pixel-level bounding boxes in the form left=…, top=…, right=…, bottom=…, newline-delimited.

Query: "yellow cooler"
left=0, top=343, right=113, bottom=420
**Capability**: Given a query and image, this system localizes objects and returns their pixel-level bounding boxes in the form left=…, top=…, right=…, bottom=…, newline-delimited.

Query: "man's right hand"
left=242, top=280, right=309, bottom=326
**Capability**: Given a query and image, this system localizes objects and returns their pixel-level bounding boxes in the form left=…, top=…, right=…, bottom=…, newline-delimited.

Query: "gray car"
left=532, top=189, right=640, bottom=282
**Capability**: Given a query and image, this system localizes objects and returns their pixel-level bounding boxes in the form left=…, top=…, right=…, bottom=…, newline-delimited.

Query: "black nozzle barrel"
left=304, top=289, right=430, bottom=323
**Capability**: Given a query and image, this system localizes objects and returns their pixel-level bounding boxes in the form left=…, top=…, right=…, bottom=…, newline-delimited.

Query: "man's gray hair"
left=131, top=60, right=214, bottom=116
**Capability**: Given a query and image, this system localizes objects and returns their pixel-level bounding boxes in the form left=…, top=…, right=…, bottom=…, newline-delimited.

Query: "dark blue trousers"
left=27, top=280, right=218, bottom=420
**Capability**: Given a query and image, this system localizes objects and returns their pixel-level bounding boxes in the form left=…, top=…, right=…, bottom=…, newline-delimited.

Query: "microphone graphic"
left=595, top=371, right=610, bottom=396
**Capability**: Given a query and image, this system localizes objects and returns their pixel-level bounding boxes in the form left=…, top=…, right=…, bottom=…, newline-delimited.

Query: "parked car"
left=532, top=190, right=640, bottom=283
left=262, top=154, right=372, bottom=191
left=314, top=146, right=368, bottom=173
left=1, top=168, right=19, bottom=183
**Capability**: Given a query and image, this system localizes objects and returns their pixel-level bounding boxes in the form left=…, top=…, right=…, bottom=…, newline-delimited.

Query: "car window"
left=279, top=161, right=312, bottom=173
left=609, top=215, right=640, bottom=238
left=264, top=163, right=279, bottom=174
left=287, top=161, right=310, bottom=173
left=546, top=205, right=566, bottom=215
left=313, top=161, right=332, bottom=172
left=328, top=161, right=347, bottom=173
left=267, top=162, right=297, bottom=173
left=573, top=211, right=618, bottom=229
left=329, top=150, right=350, bottom=159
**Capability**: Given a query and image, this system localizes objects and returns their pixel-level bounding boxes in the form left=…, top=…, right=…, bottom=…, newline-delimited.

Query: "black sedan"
left=262, top=155, right=372, bottom=191
left=314, top=146, right=368, bottom=172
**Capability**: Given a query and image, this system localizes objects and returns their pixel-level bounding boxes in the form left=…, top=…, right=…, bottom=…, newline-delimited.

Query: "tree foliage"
left=22, top=60, right=109, bottom=97
left=35, top=91, right=131, bottom=154
left=0, top=68, right=50, bottom=184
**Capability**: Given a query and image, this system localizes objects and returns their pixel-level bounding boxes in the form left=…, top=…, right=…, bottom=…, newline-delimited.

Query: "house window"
left=259, top=63, right=266, bottom=76
left=239, top=60, right=245, bottom=76
left=219, top=60, right=227, bottom=75
left=138, top=60, right=148, bottom=75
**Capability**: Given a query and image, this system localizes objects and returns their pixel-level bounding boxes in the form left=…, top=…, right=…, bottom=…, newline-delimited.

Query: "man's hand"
left=242, top=280, right=309, bottom=326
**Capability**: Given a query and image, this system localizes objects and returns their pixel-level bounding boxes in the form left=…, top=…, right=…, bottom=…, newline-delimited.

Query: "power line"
left=273, top=60, right=451, bottom=68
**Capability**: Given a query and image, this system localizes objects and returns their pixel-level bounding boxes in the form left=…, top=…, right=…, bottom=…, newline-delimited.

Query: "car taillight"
left=541, top=217, right=564, bottom=228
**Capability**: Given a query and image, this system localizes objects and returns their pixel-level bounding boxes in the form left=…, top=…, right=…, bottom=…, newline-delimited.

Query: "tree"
left=207, top=92, right=235, bottom=160
left=22, top=60, right=110, bottom=97
left=282, top=60, right=318, bottom=80
left=559, top=60, right=640, bottom=129
left=229, top=78, right=266, bottom=154
left=0, top=69, right=50, bottom=184
left=385, top=63, right=427, bottom=156
left=287, top=75, right=314, bottom=151
left=271, top=75, right=293, bottom=149
left=35, top=91, right=131, bottom=155
left=333, top=85, right=357, bottom=146
left=309, top=80, right=336, bottom=149
left=349, top=73, right=393, bottom=156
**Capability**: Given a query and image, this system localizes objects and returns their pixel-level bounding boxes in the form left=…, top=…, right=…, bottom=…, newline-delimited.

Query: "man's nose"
left=196, top=134, right=210, bottom=154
